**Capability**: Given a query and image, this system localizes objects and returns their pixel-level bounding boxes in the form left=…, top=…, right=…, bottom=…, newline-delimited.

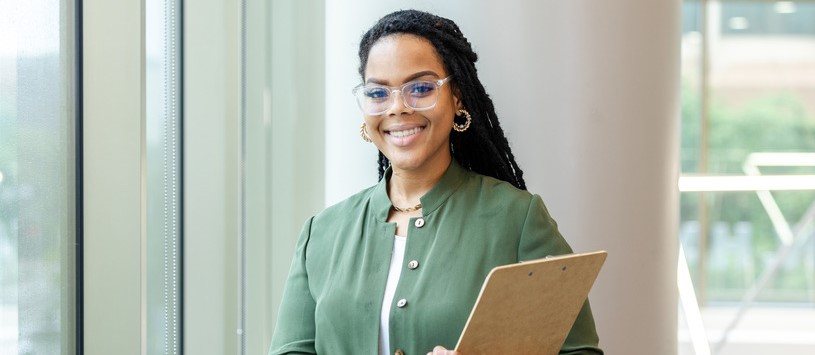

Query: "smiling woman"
left=361, top=34, right=459, bottom=193
left=269, top=9, right=602, bottom=355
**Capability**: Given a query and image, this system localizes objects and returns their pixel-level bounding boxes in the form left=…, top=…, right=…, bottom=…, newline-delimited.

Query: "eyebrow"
left=366, top=70, right=441, bottom=85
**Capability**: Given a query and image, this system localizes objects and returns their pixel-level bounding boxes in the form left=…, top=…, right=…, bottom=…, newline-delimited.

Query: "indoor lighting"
left=728, top=17, right=749, bottom=30
left=774, top=1, right=797, bottom=14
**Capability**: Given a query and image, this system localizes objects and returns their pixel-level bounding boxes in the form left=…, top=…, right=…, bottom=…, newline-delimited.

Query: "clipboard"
left=455, top=251, right=607, bottom=354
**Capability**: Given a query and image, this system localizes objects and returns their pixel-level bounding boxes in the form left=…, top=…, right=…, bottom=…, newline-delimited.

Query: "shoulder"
left=440, top=170, right=542, bottom=228
left=462, top=170, right=536, bottom=206
left=296, top=183, right=379, bottom=258
left=312, top=184, right=377, bottom=224
left=459, top=171, right=561, bottom=235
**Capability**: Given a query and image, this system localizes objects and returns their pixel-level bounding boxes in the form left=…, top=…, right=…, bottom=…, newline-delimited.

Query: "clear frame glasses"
left=352, top=76, right=453, bottom=115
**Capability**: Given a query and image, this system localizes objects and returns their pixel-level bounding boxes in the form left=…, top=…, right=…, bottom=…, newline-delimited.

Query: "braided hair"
left=359, top=9, right=527, bottom=190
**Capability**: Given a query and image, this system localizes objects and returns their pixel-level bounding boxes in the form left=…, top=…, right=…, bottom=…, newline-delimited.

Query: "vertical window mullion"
left=146, top=0, right=182, bottom=353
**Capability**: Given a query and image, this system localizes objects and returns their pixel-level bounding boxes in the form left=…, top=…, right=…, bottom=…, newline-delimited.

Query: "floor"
left=678, top=305, right=815, bottom=355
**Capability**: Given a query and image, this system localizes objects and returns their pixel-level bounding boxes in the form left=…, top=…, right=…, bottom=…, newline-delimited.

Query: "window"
left=679, top=1, right=815, bottom=354
left=0, top=0, right=79, bottom=353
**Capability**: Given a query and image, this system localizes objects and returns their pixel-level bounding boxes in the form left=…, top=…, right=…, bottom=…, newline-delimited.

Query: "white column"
left=325, top=1, right=681, bottom=353
left=83, top=0, right=145, bottom=353
left=484, top=3, right=681, bottom=354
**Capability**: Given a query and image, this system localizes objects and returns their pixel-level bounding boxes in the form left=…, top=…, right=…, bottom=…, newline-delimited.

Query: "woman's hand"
left=427, top=345, right=460, bottom=355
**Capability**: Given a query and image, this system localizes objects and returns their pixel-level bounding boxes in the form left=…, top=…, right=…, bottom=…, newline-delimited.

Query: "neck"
left=387, top=156, right=451, bottom=208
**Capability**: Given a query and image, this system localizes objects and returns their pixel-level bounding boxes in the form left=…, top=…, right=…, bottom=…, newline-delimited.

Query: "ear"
left=453, top=86, right=464, bottom=111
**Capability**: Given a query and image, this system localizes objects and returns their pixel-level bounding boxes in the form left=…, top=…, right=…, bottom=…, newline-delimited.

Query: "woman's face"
left=363, top=34, right=461, bottom=174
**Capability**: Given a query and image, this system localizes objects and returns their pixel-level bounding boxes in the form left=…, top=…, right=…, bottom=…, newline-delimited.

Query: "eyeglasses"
left=352, top=76, right=453, bottom=115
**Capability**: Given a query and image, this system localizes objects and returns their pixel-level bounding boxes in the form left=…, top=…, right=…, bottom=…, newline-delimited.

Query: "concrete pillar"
left=325, top=1, right=681, bottom=353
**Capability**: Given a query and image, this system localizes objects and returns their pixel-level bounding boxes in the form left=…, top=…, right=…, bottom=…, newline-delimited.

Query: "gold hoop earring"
left=453, top=109, right=472, bottom=132
left=360, top=123, right=373, bottom=143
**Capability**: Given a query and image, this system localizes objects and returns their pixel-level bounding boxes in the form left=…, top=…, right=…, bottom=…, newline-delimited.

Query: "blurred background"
left=0, top=0, right=813, bottom=354
left=678, top=1, right=815, bottom=354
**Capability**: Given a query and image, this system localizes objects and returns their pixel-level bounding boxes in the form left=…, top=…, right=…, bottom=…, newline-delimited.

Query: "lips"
left=383, top=125, right=426, bottom=146
left=387, top=126, right=424, bottom=137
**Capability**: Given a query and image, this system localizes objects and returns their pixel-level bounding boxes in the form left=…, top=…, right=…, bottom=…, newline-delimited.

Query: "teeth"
left=389, top=127, right=422, bottom=137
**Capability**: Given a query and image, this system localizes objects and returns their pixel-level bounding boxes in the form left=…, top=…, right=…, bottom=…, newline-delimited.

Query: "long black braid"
left=359, top=9, right=527, bottom=190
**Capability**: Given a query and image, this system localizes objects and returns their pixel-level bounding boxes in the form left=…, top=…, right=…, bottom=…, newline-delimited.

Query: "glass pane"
left=680, top=1, right=815, bottom=354
left=706, top=0, right=815, bottom=302
left=0, top=0, right=77, bottom=354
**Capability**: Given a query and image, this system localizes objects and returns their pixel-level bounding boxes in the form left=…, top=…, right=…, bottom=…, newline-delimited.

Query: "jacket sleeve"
left=268, top=217, right=318, bottom=355
left=519, top=195, right=604, bottom=355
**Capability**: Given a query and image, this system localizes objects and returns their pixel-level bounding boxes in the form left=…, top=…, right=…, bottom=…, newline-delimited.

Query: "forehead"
left=364, top=34, right=446, bottom=83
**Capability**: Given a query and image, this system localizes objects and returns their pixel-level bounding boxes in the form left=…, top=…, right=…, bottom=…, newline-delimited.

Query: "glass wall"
left=0, top=0, right=78, bottom=354
left=679, top=1, right=815, bottom=354
left=146, top=0, right=182, bottom=353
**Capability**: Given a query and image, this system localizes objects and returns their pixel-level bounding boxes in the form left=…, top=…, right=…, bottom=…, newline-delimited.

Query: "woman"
left=269, top=10, right=602, bottom=355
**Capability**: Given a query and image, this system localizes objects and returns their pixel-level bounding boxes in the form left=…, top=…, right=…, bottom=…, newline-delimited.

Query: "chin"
left=387, top=156, right=424, bottom=172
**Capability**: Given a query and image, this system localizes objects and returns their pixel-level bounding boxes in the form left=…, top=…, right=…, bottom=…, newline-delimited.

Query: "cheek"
left=363, top=115, right=379, bottom=130
left=438, top=105, right=458, bottom=125
left=442, top=96, right=460, bottom=120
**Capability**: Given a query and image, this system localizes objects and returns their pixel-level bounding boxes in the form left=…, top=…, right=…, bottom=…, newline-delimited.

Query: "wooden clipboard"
left=455, top=251, right=607, bottom=354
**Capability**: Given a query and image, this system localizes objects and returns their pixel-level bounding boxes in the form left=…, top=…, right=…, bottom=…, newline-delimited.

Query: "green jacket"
left=270, top=161, right=602, bottom=355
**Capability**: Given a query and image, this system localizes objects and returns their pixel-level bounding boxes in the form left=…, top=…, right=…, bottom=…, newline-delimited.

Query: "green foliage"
left=680, top=79, right=702, bottom=174
left=681, top=86, right=815, bottom=303
left=709, top=93, right=815, bottom=173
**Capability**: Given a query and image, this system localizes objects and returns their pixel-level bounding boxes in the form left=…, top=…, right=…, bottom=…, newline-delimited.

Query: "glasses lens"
left=363, top=86, right=389, bottom=102
left=356, top=85, right=391, bottom=114
left=403, top=81, right=438, bottom=110
left=354, top=79, right=443, bottom=115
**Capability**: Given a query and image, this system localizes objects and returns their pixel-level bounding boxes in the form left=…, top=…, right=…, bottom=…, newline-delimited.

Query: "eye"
left=407, top=82, right=436, bottom=97
left=364, top=87, right=389, bottom=100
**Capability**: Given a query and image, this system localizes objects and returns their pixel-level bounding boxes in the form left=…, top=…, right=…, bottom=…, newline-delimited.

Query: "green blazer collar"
left=371, top=160, right=470, bottom=221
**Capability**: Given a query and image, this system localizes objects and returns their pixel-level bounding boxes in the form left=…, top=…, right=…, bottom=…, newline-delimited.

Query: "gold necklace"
left=391, top=203, right=422, bottom=213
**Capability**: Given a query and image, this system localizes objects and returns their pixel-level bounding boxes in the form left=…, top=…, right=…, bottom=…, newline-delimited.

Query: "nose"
left=384, top=89, right=413, bottom=116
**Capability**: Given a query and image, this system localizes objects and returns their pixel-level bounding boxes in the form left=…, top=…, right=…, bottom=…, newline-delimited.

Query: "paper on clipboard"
left=454, top=251, right=607, bottom=355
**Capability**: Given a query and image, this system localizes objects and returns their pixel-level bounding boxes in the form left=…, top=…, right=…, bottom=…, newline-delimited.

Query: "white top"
left=379, top=234, right=407, bottom=355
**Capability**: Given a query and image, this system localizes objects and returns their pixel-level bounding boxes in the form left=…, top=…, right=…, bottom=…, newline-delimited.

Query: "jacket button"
left=396, top=298, right=407, bottom=308
left=408, top=260, right=419, bottom=269
left=394, top=349, right=405, bottom=355
left=414, top=218, right=425, bottom=228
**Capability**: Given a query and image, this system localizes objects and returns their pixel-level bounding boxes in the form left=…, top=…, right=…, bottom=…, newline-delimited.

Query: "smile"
left=387, top=126, right=424, bottom=138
